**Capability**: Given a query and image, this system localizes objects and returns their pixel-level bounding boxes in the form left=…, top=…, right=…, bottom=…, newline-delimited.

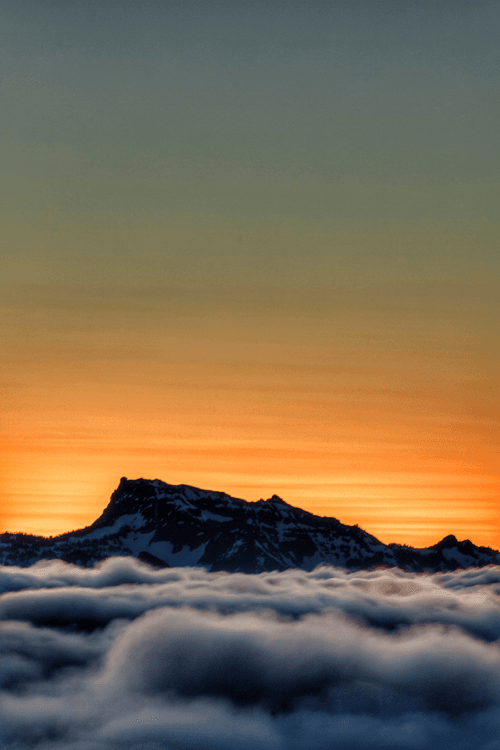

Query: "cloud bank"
left=2, top=558, right=500, bottom=749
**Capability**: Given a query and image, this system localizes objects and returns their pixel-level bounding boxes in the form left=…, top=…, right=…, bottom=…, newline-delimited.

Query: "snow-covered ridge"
left=1, top=477, right=499, bottom=573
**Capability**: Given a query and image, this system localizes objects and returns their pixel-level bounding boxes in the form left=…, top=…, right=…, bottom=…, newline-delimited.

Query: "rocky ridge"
left=1, top=477, right=499, bottom=573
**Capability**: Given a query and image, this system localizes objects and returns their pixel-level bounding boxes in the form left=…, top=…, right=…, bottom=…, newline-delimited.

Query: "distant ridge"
left=1, top=477, right=499, bottom=572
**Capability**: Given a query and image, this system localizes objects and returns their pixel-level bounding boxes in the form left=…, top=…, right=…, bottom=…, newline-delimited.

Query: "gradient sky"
left=1, top=0, right=499, bottom=548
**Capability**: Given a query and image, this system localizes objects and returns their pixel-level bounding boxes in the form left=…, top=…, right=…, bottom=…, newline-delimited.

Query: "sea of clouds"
left=2, top=559, right=500, bottom=750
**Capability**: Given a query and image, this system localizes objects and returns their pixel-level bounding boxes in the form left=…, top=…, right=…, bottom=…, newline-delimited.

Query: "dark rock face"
left=137, top=550, right=170, bottom=569
left=1, top=477, right=499, bottom=573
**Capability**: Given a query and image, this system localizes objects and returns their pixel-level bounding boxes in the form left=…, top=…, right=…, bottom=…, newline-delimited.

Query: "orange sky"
left=2, top=269, right=499, bottom=548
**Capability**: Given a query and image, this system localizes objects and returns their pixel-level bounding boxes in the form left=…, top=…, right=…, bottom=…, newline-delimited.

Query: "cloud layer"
left=2, top=558, right=500, bottom=749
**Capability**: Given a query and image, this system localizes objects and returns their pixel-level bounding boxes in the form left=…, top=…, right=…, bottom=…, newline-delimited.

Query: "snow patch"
left=199, top=510, right=232, bottom=523
left=79, top=514, right=144, bottom=541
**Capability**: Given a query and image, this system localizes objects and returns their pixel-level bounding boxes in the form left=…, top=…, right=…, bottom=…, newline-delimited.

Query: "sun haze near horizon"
left=1, top=1, right=499, bottom=550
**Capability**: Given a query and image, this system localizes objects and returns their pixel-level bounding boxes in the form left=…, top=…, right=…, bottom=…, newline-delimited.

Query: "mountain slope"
left=1, top=477, right=499, bottom=573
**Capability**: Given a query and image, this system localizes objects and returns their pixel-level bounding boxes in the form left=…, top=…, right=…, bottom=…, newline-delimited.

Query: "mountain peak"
left=258, top=494, right=288, bottom=506
left=435, top=534, right=459, bottom=549
left=1, top=478, right=499, bottom=574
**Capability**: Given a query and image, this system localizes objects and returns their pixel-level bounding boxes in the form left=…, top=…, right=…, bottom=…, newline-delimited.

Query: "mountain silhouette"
left=1, top=477, right=499, bottom=572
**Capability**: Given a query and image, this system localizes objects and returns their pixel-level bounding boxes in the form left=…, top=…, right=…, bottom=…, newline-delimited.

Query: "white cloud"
left=2, top=559, right=500, bottom=748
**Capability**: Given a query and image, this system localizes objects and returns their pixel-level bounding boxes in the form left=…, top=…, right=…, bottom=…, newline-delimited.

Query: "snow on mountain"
left=1, top=477, right=499, bottom=573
